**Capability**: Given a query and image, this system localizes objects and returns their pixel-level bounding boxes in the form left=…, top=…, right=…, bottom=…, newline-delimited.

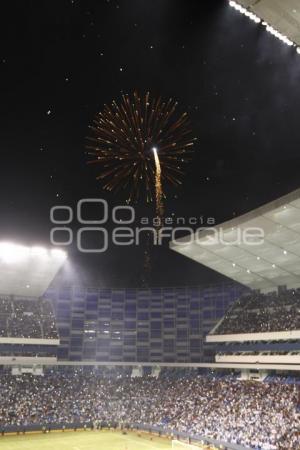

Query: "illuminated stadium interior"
left=2, top=1, right=300, bottom=450
left=1, top=192, right=300, bottom=449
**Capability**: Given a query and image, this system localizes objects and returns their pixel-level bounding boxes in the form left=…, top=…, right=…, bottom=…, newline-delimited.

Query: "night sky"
left=1, top=0, right=300, bottom=288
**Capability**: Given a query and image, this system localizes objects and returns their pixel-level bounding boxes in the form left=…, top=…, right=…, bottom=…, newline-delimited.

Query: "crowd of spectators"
left=0, top=297, right=58, bottom=339
left=213, top=289, right=300, bottom=335
left=0, top=368, right=299, bottom=450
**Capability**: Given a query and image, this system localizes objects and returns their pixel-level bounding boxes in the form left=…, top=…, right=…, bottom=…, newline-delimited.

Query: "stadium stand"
left=210, top=288, right=300, bottom=335
left=0, top=297, right=58, bottom=339
left=0, top=368, right=299, bottom=449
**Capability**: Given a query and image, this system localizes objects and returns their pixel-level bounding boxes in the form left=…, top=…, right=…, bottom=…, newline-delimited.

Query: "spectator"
left=213, top=289, right=300, bottom=335
left=0, top=368, right=299, bottom=449
left=0, top=297, right=58, bottom=339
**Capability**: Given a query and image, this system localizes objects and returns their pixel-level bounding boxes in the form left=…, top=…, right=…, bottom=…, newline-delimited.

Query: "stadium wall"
left=44, top=283, right=247, bottom=363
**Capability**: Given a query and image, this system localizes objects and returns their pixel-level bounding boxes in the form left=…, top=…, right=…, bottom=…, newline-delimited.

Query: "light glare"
left=0, top=242, right=67, bottom=264
left=31, top=246, right=48, bottom=257
left=0, top=243, right=30, bottom=264
left=51, top=248, right=67, bottom=259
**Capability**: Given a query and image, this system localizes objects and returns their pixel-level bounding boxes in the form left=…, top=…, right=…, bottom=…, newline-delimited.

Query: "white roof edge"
left=169, top=188, right=300, bottom=291
left=170, top=187, right=300, bottom=246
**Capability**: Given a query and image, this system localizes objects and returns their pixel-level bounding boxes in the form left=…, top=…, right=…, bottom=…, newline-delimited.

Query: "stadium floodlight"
left=0, top=241, right=67, bottom=265
left=31, top=246, right=48, bottom=257
left=229, top=1, right=297, bottom=52
left=264, top=21, right=294, bottom=46
left=0, top=242, right=67, bottom=297
left=50, top=248, right=67, bottom=259
left=228, top=1, right=260, bottom=23
left=0, top=242, right=30, bottom=264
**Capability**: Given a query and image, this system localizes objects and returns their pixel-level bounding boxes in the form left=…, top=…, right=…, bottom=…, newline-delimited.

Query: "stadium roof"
left=231, top=0, right=300, bottom=47
left=0, top=243, right=67, bottom=297
left=170, top=188, right=300, bottom=293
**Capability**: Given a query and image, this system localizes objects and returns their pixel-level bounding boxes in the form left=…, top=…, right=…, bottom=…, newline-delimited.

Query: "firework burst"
left=86, top=91, right=196, bottom=203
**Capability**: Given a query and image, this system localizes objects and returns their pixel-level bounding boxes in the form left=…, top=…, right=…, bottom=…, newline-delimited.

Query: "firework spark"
left=152, top=146, right=163, bottom=219
left=86, top=91, right=196, bottom=203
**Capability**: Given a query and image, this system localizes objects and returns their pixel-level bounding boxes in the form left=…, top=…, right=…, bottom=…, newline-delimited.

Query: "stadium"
left=2, top=1, right=300, bottom=450
left=2, top=190, right=300, bottom=450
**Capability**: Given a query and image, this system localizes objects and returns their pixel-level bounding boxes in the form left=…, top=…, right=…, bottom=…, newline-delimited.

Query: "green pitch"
left=0, top=430, right=172, bottom=450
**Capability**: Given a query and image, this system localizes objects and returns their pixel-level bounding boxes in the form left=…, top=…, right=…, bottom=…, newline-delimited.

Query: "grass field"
left=0, top=430, right=173, bottom=450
